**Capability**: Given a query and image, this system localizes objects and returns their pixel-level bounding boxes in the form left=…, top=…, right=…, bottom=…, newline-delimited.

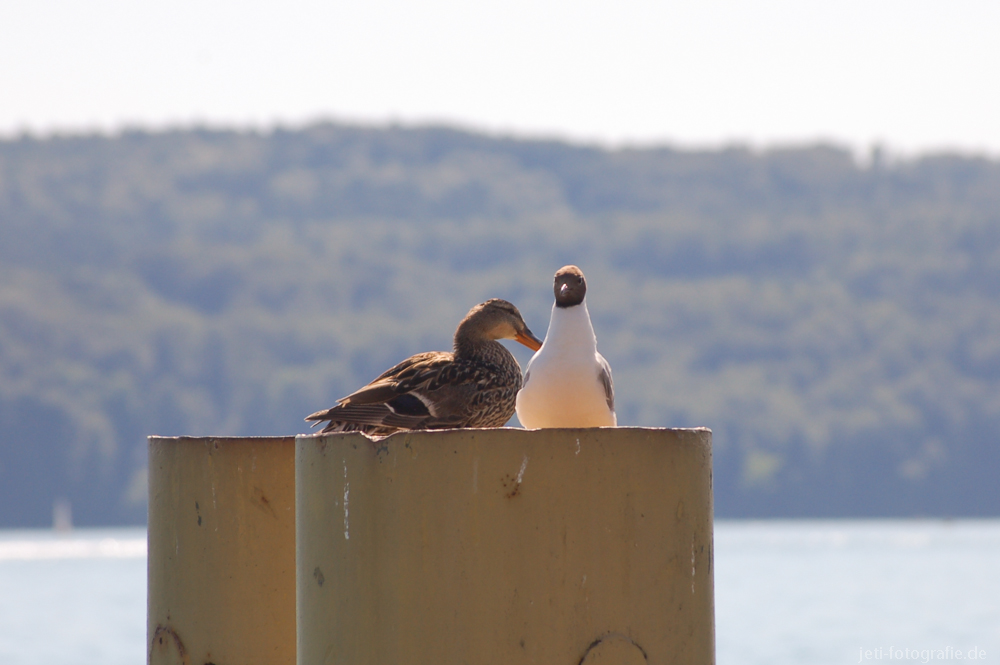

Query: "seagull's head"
left=554, top=265, right=586, bottom=308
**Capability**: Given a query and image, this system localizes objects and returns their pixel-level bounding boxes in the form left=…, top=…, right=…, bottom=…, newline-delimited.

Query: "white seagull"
left=515, top=265, right=617, bottom=428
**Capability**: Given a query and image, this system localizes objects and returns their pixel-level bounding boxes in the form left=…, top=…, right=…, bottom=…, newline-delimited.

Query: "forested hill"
left=2, top=124, right=999, bottom=525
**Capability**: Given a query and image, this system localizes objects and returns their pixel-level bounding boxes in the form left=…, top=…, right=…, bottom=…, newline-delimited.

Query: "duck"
left=515, top=265, right=617, bottom=428
left=306, top=298, right=543, bottom=436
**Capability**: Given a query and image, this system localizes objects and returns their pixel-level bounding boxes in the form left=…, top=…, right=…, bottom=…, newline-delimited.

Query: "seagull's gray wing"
left=597, top=353, right=615, bottom=414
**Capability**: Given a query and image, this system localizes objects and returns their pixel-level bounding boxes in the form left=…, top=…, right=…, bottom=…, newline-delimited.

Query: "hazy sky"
left=3, top=0, right=998, bottom=155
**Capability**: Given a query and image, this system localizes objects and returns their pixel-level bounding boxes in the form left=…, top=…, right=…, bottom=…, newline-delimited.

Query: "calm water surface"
left=715, top=520, right=1000, bottom=664
left=0, top=520, right=997, bottom=664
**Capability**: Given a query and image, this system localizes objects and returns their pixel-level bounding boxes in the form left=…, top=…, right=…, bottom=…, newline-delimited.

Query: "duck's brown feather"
left=305, top=343, right=524, bottom=435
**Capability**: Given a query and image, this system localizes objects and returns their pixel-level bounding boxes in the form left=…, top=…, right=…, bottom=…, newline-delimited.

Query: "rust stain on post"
left=149, top=624, right=190, bottom=665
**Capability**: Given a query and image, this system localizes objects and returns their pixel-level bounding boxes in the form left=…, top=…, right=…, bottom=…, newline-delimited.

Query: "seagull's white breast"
left=516, top=301, right=617, bottom=428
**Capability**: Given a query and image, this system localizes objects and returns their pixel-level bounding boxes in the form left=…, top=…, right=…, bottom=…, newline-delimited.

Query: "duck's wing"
left=336, top=352, right=449, bottom=406
left=307, top=394, right=437, bottom=433
left=306, top=351, right=477, bottom=432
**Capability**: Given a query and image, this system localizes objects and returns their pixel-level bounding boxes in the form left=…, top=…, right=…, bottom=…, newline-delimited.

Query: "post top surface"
left=147, top=435, right=295, bottom=443
left=299, top=425, right=710, bottom=439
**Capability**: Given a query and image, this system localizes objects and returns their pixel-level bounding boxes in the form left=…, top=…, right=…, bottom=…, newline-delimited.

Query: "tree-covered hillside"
left=1, top=124, right=999, bottom=525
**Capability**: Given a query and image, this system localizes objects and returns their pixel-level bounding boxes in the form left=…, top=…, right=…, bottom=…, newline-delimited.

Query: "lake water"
left=1, top=520, right=997, bottom=664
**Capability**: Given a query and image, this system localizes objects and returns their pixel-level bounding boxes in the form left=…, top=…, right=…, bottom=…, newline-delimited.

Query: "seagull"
left=515, top=265, right=617, bottom=428
left=306, top=299, right=543, bottom=436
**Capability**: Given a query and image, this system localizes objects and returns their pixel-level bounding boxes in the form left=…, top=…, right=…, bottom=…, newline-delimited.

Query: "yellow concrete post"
left=296, top=427, right=714, bottom=664
left=147, top=436, right=297, bottom=665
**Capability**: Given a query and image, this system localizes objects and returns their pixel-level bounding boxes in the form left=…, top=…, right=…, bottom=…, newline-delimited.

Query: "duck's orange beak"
left=515, top=329, right=543, bottom=351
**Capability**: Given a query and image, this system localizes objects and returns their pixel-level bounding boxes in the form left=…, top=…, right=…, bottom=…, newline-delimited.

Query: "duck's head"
left=457, top=299, right=543, bottom=351
left=554, top=265, right=586, bottom=308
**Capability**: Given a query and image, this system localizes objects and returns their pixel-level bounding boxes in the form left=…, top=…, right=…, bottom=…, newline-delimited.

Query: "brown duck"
left=306, top=298, right=543, bottom=436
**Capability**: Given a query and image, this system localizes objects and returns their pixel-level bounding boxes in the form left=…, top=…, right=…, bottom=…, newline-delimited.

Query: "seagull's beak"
left=515, top=329, right=543, bottom=351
